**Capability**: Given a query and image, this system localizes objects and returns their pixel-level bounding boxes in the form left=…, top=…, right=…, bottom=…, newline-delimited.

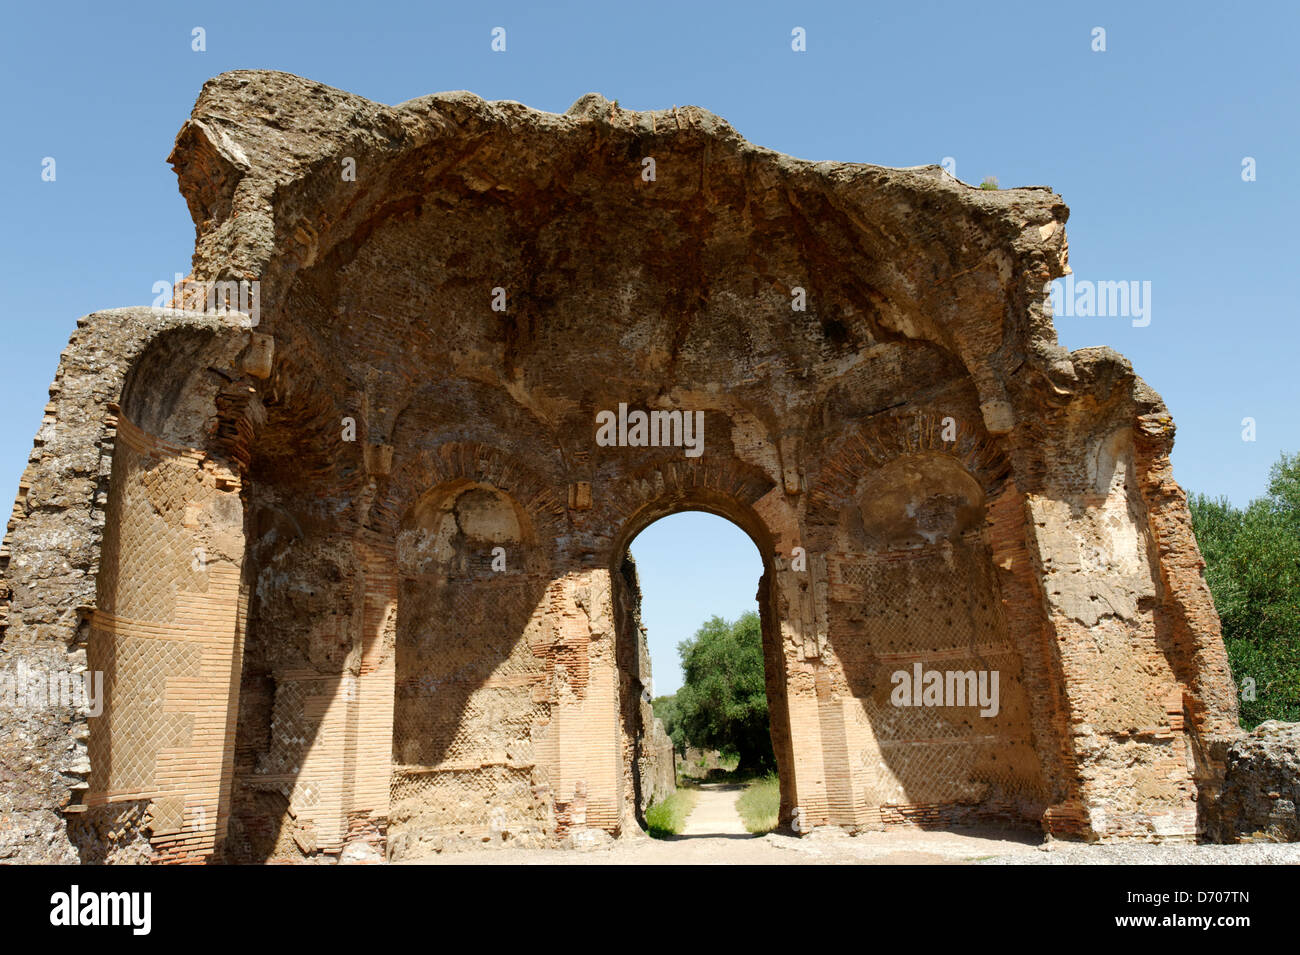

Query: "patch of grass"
left=735, top=772, right=780, bottom=834
left=979, top=176, right=999, bottom=190
left=645, top=788, right=698, bottom=838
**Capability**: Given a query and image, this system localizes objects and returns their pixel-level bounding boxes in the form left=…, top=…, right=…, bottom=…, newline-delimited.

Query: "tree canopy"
left=1189, top=451, right=1300, bottom=726
left=654, top=611, right=774, bottom=771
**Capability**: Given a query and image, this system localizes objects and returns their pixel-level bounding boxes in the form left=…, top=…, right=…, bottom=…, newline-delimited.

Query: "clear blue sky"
left=631, top=513, right=764, bottom=696
left=2, top=2, right=1295, bottom=692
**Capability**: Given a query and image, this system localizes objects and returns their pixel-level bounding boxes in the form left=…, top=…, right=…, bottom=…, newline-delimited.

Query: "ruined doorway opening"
left=614, top=510, right=788, bottom=836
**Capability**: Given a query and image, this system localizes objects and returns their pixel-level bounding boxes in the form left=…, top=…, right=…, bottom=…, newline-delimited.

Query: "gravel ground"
left=392, top=825, right=1300, bottom=865
left=679, top=783, right=750, bottom=836
left=975, top=840, right=1300, bottom=865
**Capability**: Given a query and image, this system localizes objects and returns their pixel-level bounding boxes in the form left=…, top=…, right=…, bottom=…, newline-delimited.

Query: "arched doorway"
left=609, top=500, right=798, bottom=834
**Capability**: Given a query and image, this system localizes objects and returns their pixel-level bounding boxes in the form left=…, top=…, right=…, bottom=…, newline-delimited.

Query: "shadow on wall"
left=388, top=482, right=552, bottom=856
left=830, top=453, right=1050, bottom=828
left=225, top=479, right=552, bottom=862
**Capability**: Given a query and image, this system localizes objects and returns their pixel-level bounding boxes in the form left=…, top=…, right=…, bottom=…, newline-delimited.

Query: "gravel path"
left=679, top=783, right=749, bottom=836
left=975, top=841, right=1300, bottom=865
left=395, top=825, right=1300, bottom=865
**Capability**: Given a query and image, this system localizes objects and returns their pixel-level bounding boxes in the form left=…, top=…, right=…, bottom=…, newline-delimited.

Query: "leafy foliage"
left=671, top=611, right=775, bottom=771
left=651, top=693, right=685, bottom=755
left=1190, top=451, right=1300, bottom=726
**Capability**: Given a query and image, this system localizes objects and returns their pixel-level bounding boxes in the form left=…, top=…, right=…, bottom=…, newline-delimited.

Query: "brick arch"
left=600, top=456, right=793, bottom=833
left=370, top=442, right=567, bottom=546
left=600, top=456, right=779, bottom=559
left=806, top=411, right=1011, bottom=529
left=84, top=319, right=255, bottom=863
left=0, top=72, right=1246, bottom=862
left=243, top=328, right=364, bottom=495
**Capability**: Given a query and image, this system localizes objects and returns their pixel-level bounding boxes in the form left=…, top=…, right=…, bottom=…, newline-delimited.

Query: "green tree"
left=1189, top=451, right=1300, bottom=726
left=651, top=693, right=686, bottom=756
left=673, top=611, right=774, bottom=771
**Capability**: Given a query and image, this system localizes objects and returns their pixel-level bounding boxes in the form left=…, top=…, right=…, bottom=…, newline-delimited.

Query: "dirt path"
left=395, top=824, right=1052, bottom=865
left=388, top=789, right=1300, bottom=866
left=679, top=783, right=749, bottom=836
left=391, top=821, right=1300, bottom=865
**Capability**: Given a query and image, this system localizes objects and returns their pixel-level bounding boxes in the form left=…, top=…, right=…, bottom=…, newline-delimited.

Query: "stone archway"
left=0, top=71, right=1243, bottom=862
left=60, top=316, right=262, bottom=863
left=608, top=496, right=791, bottom=832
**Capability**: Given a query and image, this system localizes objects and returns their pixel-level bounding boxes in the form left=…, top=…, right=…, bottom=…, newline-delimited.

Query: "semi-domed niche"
left=846, top=453, right=987, bottom=552
left=396, top=482, right=529, bottom=579
left=828, top=452, right=1050, bottom=823
left=389, top=481, right=552, bottom=857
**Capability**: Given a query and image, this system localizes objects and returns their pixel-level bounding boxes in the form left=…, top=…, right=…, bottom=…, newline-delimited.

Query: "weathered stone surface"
left=0, top=307, right=253, bottom=863
left=0, top=69, right=1263, bottom=863
left=1212, top=721, right=1300, bottom=843
left=641, top=718, right=676, bottom=810
left=615, top=554, right=676, bottom=822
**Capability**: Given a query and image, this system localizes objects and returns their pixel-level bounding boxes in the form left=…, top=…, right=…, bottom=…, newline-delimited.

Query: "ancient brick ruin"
left=0, top=71, right=1247, bottom=863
